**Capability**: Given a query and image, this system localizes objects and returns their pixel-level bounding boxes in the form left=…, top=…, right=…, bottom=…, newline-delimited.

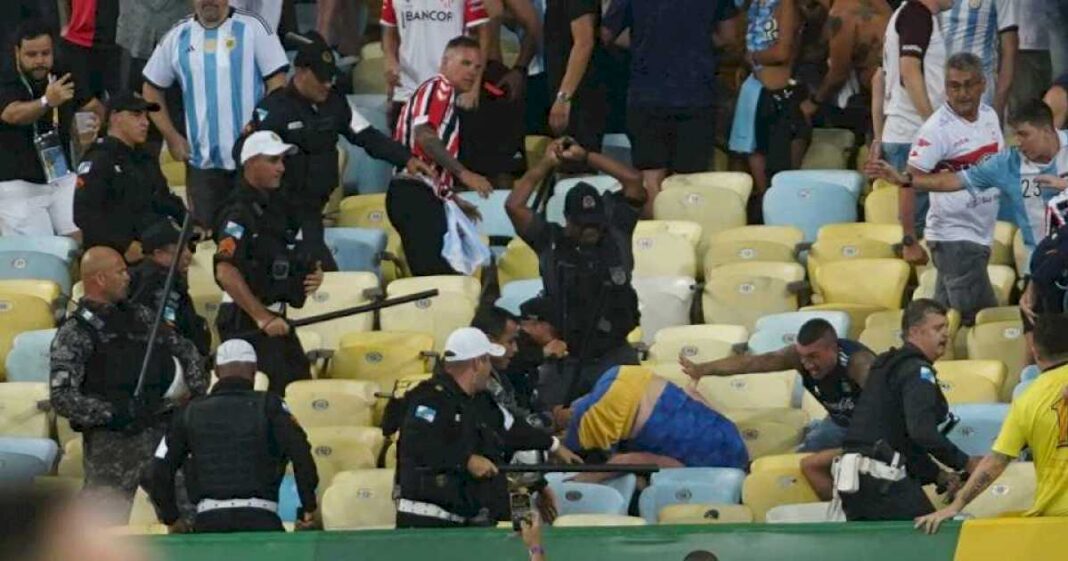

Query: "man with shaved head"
left=50, top=246, right=207, bottom=523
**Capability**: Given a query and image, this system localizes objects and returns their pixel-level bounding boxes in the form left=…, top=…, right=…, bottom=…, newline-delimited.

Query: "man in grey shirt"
left=117, top=0, right=190, bottom=92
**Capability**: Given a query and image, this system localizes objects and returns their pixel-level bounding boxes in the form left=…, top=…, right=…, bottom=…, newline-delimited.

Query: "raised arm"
left=864, top=160, right=965, bottom=192
left=681, top=347, right=801, bottom=381
left=506, top=141, right=562, bottom=236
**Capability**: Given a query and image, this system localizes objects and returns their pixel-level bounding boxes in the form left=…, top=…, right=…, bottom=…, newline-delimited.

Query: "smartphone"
left=510, top=491, right=533, bottom=532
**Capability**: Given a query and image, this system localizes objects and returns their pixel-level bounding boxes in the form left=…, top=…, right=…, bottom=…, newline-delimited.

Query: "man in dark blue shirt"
left=602, top=0, right=740, bottom=217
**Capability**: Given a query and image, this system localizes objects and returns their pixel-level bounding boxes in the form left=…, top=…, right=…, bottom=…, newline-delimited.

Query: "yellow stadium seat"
left=0, top=382, right=49, bottom=437
left=647, top=325, right=749, bottom=363
left=33, top=475, right=82, bottom=496
left=305, top=427, right=377, bottom=488
left=936, top=360, right=1006, bottom=395
left=657, top=503, right=754, bottom=524
left=661, top=171, right=754, bottom=206
left=372, top=374, right=432, bottom=427
left=129, top=487, right=157, bottom=525
left=728, top=408, right=807, bottom=459
left=55, top=417, right=77, bottom=448
left=0, top=280, right=61, bottom=306
left=308, top=426, right=385, bottom=459
left=801, top=142, right=848, bottom=169
left=712, top=225, right=806, bottom=248
left=806, top=259, right=909, bottom=337
left=702, top=262, right=805, bottom=330
left=967, top=321, right=1027, bottom=401
left=1013, top=228, right=1031, bottom=279
left=329, top=331, right=435, bottom=389
left=322, top=469, right=397, bottom=529
left=961, top=461, right=1035, bottom=518
left=937, top=370, right=1000, bottom=404
left=381, top=277, right=480, bottom=352
left=337, top=194, right=407, bottom=281
left=632, top=229, right=697, bottom=278
left=991, top=222, right=1017, bottom=267
left=975, top=306, right=1020, bottom=325
left=742, top=466, right=819, bottom=522
left=497, top=238, right=540, bottom=288
left=288, top=272, right=379, bottom=350
left=858, top=323, right=902, bottom=355
left=0, top=294, right=55, bottom=380
left=860, top=309, right=962, bottom=358
left=817, top=223, right=902, bottom=245
left=704, top=226, right=803, bottom=270
left=913, top=266, right=1016, bottom=306
left=811, top=128, right=855, bottom=151
left=553, top=514, right=647, bottom=527
left=750, top=453, right=809, bottom=474
left=525, top=135, right=552, bottom=168
left=807, top=238, right=897, bottom=293
left=58, top=437, right=82, bottom=477
left=161, top=161, right=186, bottom=188
left=633, top=220, right=703, bottom=249
left=654, top=186, right=747, bottom=262
left=697, top=372, right=796, bottom=411
left=863, top=184, right=899, bottom=224
left=801, top=390, right=828, bottom=421
left=285, top=380, right=380, bottom=428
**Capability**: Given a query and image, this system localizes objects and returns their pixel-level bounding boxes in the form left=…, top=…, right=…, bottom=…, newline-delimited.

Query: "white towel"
left=441, top=199, right=491, bottom=275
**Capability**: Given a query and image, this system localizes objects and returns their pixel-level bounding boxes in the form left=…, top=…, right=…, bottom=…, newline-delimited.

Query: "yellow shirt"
left=577, top=366, right=653, bottom=451
left=992, top=363, right=1068, bottom=516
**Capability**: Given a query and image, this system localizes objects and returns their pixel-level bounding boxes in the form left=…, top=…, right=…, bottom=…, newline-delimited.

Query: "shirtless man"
left=799, top=0, right=892, bottom=135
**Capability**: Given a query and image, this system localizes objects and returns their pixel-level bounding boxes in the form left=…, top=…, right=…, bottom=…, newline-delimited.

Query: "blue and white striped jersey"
left=939, top=0, right=1018, bottom=103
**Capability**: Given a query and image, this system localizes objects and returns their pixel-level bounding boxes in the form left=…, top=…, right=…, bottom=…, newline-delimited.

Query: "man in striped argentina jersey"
left=142, top=0, right=289, bottom=229
left=938, top=0, right=1018, bottom=118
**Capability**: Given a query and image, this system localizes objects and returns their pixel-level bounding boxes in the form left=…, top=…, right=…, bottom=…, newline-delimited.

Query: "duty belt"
left=221, top=293, right=285, bottom=313
left=396, top=499, right=467, bottom=524
left=196, top=498, right=279, bottom=514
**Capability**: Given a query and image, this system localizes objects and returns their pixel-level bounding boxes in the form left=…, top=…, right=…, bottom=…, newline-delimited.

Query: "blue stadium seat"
left=547, top=481, right=628, bottom=516
left=638, top=479, right=745, bottom=524
left=495, top=279, right=543, bottom=316
left=0, top=251, right=72, bottom=295
left=278, top=473, right=301, bottom=523
left=601, top=134, right=633, bottom=166
left=651, top=467, right=747, bottom=492
left=457, top=190, right=519, bottom=245
left=763, top=181, right=858, bottom=242
left=324, top=227, right=387, bottom=275
left=1020, top=364, right=1040, bottom=383
left=0, top=437, right=59, bottom=469
left=546, top=472, right=637, bottom=510
left=771, top=170, right=864, bottom=200
left=344, top=94, right=393, bottom=195
left=546, top=175, right=622, bottom=225
left=0, top=451, right=48, bottom=482
left=752, top=311, right=852, bottom=349
left=0, top=236, right=78, bottom=264
left=4, top=329, right=56, bottom=383
left=948, top=404, right=1011, bottom=456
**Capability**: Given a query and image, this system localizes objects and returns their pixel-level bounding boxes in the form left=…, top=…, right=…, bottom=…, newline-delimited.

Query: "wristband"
left=555, top=91, right=572, bottom=104
left=39, top=95, right=49, bottom=108
left=529, top=546, right=546, bottom=557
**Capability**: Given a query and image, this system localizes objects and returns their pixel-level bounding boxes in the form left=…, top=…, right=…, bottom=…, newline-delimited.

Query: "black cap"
left=108, top=92, right=161, bottom=114
left=293, top=31, right=337, bottom=82
left=141, top=219, right=182, bottom=253
left=563, top=183, right=607, bottom=226
left=519, top=296, right=555, bottom=323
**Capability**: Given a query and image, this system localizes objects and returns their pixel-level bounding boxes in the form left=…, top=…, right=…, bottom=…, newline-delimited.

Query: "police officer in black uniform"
left=73, top=92, right=186, bottom=262
left=143, top=339, right=319, bottom=533
left=248, top=31, right=429, bottom=270
left=213, top=131, right=324, bottom=394
left=505, top=138, right=647, bottom=424
left=128, top=219, right=212, bottom=358
left=838, top=299, right=979, bottom=521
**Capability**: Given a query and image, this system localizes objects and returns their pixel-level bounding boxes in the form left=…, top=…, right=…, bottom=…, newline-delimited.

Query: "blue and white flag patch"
left=415, top=405, right=437, bottom=423
left=920, top=366, right=936, bottom=384
left=223, top=221, right=245, bottom=239
left=77, top=161, right=92, bottom=175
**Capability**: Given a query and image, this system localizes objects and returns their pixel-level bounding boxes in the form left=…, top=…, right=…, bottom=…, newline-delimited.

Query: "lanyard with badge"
left=19, top=70, right=71, bottom=184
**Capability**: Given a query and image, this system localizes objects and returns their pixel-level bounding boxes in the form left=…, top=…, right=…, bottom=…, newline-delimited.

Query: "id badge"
left=33, top=130, right=72, bottom=184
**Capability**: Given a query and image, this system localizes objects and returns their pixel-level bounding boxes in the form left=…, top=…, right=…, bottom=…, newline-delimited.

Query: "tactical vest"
left=231, top=198, right=316, bottom=308
left=283, top=109, right=341, bottom=208
left=184, top=391, right=282, bottom=501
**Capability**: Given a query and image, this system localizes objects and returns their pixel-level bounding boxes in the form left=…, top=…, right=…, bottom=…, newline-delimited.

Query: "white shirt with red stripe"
left=381, top=0, right=489, bottom=102
left=908, top=102, right=1004, bottom=246
left=395, top=74, right=461, bottom=199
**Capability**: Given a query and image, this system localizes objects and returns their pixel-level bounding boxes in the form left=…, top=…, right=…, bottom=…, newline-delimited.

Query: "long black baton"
left=494, top=464, right=661, bottom=474
left=230, top=289, right=440, bottom=339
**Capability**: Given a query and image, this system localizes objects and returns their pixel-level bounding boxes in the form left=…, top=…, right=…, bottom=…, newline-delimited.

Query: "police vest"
left=184, top=391, right=282, bottom=501
left=230, top=198, right=316, bottom=308
left=128, top=262, right=212, bottom=357
left=801, top=339, right=867, bottom=426
left=1030, top=224, right=1068, bottom=314
left=70, top=303, right=175, bottom=414
left=539, top=225, right=639, bottom=358
left=280, top=107, right=341, bottom=208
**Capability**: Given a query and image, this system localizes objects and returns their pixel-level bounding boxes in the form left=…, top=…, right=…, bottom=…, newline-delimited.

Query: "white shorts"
left=0, top=176, right=78, bottom=236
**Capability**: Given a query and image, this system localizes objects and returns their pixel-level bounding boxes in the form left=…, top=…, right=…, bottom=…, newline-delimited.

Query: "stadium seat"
left=0, top=294, right=56, bottom=380
left=284, top=380, right=380, bottom=428
left=697, top=373, right=796, bottom=412
left=495, top=278, right=543, bottom=316
left=702, top=262, right=806, bottom=330
left=749, top=311, right=852, bottom=354
left=278, top=473, right=301, bottom=522
left=546, top=175, right=622, bottom=225
left=937, top=360, right=1007, bottom=396
left=990, top=222, right=1017, bottom=267
left=550, top=481, right=628, bottom=516
left=947, top=403, right=1010, bottom=456
left=937, top=369, right=1000, bottom=405
left=806, top=259, right=910, bottom=337
left=860, top=309, right=962, bottom=357
left=524, top=135, right=552, bottom=168
left=801, top=143, right=849, bottom=169
left=913, top=265, right=1016, bottom=306
left=632, top=276, right=697, bottom=345
left=632, top=229, right=697, bottom=278
left=381, top=277, right=480, bottom=352
left=863, top=184, right=899, bottom=224
left=546, top=472, right=638, bottom=508
left=705, top=226, right=804, bottom=270
left=975, top=306, right=1021, bottom=325
left=322, top=469, right=397, bottom=530
left=653, top=186, right=747, bottom=257
left=966, top=321, right=1027, bottom=401
left=0, top=251, right=71, bottom=295
left=329, top=331, right=435, bottom=388
left=647, top=325, right=748, bottom=363
left=346, top=98, right=393, bottom=194
left=961, top=461, right=1035, bottom=518
left=807, top=237, right=898, bottom=293
left=0, top=382, right=49, bottom=437
left=336, top=194, right=406, bottom=281
left=772, top=170, right=864, bottom=199
left=552, top=514, right=647, bottom=527
left=353, top=44, right=387, bottom=93
left=638, top=478, right=746, bottom=524
left=0, top=236, right=78, bottom=265
left=287, top=272, right=378, bottom=350
left=323, top=228, right=387, bottom=275
left=858, top=322, right=903, bottom=355
left=0, top=437, right=58, bottom=470
left=657, top=503, right=754, bottom=524
left=763, top=181, right=858, bottom=242
left=162, top=160, right=186, bottom=188
left=458, top=190, right=521, bottom=245
left=373, top=374, right=432, bottom=427
left=1013, top=228, right=1032, bottom=277
left=634, top=220, right=703, bottom=249
left=817, top=222, right=903, bottom=245
left=305, top=427, right=377, bottom=487
left=749, top=453, right=808, bottom=473
left=661, top=171, right=754, bottom=206
left=741, top=465, right=820, bottom=522
left=730, top=409, right=807, bottom=459
left=811, top=128, right=856, bottom=151
left=764, top=502, right=843, bottom=523
left=0, top=280, right=62, bottom=309
left=57, top=437, right=82, bottom=477
left=128, top=487, right=158, bottom=525
left=497, top=238, right=540, bottom=288
left=602, top=133, right=633, bottom=165
left=4, top=328, right=56, bottom=383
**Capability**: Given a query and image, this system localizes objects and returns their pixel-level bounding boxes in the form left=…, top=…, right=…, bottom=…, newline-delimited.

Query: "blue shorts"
left=630, top=383, right=750, bottom=469
left=798, top=417, right=849, bottom=452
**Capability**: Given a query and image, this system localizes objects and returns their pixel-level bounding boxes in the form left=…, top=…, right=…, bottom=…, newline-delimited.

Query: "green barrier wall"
left=150, top=522, right=962, bottom=561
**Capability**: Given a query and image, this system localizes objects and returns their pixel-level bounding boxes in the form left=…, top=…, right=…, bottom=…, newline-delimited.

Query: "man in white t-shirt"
left=903, top=52, right=1003, bottom=325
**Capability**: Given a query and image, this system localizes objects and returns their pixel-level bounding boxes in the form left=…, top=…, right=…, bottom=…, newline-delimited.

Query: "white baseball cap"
left=240, top=131, right=297, bottom=165
left=216, top=339, right=257, bottom=365
left=443, top=327, right=506, bottom=362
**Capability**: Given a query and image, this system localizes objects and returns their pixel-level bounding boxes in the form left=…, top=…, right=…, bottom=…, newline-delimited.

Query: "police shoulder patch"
left=77, top=161, right=92, bottom=175
left=919, top=366, right=937, bottom=384
left=414, top=405, right=437, bottom=423
left=223, top=221, right=245, bottom=240
left=256, top=108, right=269, bottom=122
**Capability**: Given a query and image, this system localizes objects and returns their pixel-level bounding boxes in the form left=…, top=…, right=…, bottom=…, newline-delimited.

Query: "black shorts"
left=754, top=83, right=812, bottom=177
left=626, top=105, right=715, bottom=173
left=385, top=177, right=458, bottom=276
left=60, top=38, right=121, bottom=99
